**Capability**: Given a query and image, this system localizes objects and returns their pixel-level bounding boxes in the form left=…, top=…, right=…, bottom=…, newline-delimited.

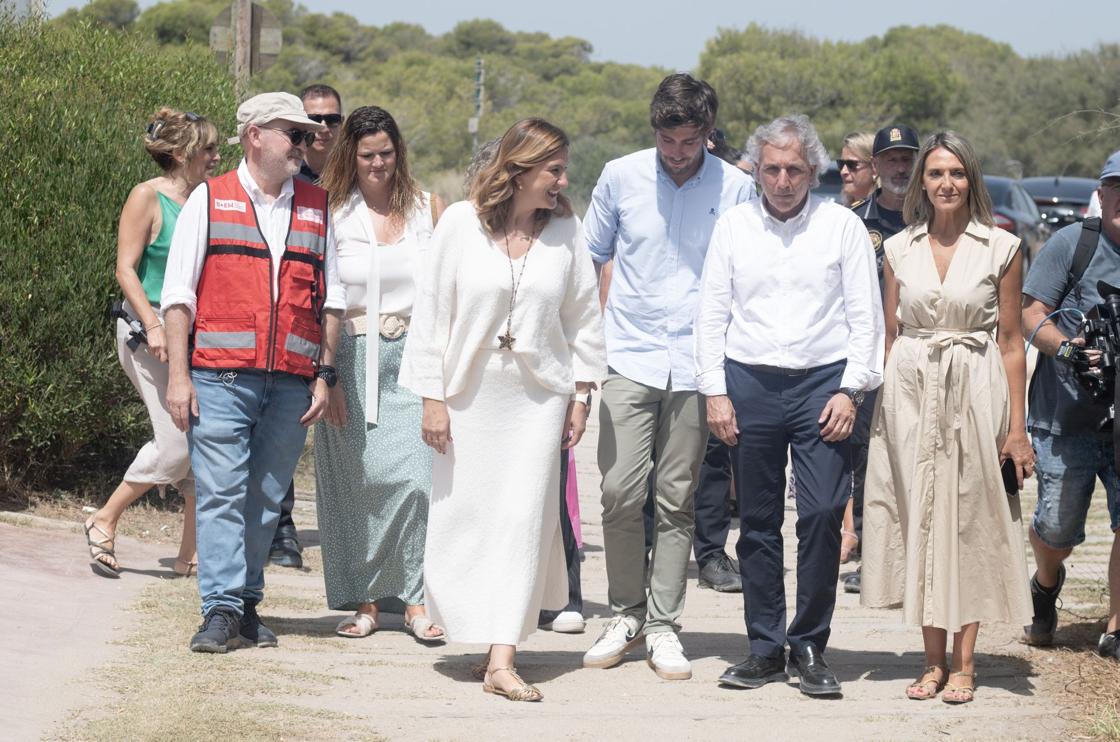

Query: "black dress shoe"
left=786, top=644, right=841, bottom=696
left=269, top=525, right=303, bottom=569
left=239, top=600, right=278, bottom=648
left=718, top=653, right=787, bottom=689
left=843, top=568, right=861, bottom=594
left=698, top=553, right=742, bottom=593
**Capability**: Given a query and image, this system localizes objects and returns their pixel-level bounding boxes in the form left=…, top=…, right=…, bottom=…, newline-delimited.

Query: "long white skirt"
left=424, top=350, right=568, bottom=645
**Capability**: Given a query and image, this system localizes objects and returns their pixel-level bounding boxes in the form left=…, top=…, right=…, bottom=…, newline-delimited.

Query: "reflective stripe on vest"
left=191, top=170, right=328, bottom=378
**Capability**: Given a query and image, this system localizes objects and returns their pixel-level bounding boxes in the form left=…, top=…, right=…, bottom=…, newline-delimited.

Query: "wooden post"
left=232, top=0, right=252, bottom=98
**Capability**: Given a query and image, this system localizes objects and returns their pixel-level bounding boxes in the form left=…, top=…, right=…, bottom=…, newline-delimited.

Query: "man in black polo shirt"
left=843, top=124, right=918, bottom=594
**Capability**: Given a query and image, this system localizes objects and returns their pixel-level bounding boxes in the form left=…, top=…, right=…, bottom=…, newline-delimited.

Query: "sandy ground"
left=2, top=398, right=1108, bottom=741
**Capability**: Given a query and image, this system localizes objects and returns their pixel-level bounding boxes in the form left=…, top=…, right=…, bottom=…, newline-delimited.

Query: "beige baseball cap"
left=226, top=92, right=326, bottom=145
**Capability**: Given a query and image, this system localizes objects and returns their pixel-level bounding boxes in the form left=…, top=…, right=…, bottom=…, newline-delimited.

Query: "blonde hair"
left=903, top=131, right=994, bottom=227
left=143, top=107, right=218, bottom=173
left=471, top=118, right=573, bottom=236
left=841, top=131, right=874, bottom=163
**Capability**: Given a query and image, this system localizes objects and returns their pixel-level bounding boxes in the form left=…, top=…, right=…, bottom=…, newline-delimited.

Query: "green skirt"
left=314, top=331, right=432, bottom=611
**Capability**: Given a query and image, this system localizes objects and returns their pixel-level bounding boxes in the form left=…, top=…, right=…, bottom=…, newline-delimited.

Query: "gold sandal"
left=942, top=671, right=976, bottom=704
left=483, top=667, right=542, bottom=702
left=84, top=518, right=120, bottom=578
left=905, top=665, right=947, bottom=700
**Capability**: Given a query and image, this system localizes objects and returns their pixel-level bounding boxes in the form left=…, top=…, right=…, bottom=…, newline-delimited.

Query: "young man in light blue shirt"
left=581, top=73, right=755, bottom=680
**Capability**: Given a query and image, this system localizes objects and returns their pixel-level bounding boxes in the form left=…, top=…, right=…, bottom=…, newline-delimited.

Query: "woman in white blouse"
left=400, top=118, right=606, bottom=702
left=315, top=106, right=447, bottom=642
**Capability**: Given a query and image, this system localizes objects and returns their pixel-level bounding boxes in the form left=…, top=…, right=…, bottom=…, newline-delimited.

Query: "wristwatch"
left=315, top=364, right=338, bottom=388
left=840, top=387, right=866, bottom=407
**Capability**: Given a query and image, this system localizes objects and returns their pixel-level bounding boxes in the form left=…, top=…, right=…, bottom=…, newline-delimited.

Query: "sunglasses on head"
left=147, top=111, right=202, bottom=139
left=261, top=126, right=317, bottom=147
left=307, top=113, right=342, bottom=127
left=837, top=159, right=867, bottom=171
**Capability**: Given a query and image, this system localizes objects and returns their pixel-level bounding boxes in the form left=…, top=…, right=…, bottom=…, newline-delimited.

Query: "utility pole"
left=468, top=56, right=485, bottom=154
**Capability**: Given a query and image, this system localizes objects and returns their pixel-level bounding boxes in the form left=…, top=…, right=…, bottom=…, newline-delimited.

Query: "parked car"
left=1020, top=176, right=1099, bottom=229
left=814, top=162, right=844, bottom=203
left=984, top=176, right=1050, bottom=264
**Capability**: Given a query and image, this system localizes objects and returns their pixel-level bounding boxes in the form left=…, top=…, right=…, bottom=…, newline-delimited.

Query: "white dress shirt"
left=583, top=148, right=755, bottom=391
left=161, top=159, right=345, bottom=319
left=694, top=194, right=885, bottom=396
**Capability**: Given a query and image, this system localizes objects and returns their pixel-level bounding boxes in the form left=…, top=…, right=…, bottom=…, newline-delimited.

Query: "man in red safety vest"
left=162, top=92, right=345, bottom=653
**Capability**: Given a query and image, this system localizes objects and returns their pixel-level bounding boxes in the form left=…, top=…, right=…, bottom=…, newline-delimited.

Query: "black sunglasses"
left=147, top=111, right=202, bottom=139
left=837, top=158, right=868, bottom=172
left=307, top=113, right=343, bottom=127
left=262, top=126, right=317, bottom=147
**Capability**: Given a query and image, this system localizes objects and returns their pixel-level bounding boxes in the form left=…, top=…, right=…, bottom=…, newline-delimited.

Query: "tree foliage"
left=0, top=16, right=237, bottom=495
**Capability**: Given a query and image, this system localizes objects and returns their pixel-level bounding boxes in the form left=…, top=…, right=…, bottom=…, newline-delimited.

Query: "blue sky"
left=48, top=0, right=1119, bottom=70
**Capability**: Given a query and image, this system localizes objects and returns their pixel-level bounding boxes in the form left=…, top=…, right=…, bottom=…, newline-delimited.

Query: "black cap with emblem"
left=872, top=125, right=920, bottom=156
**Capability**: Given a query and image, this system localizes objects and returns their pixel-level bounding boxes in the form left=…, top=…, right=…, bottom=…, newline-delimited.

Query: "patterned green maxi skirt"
left=314, top=331, right=432, bottom=611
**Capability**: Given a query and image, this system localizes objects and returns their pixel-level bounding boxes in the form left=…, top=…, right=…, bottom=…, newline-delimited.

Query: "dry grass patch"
left=57, top=578, right=376, bottom=741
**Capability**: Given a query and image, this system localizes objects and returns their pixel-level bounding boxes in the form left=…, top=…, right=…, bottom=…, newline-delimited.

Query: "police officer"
left=843, top=123, right=919, bottom=594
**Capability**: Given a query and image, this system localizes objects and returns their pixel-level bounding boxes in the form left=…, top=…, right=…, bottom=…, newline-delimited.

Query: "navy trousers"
left=726, top=359, right=851, bottom=658
left=692, top=432, right=733, bottom=567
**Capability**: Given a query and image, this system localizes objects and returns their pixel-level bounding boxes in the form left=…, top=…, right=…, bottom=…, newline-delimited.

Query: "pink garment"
left=566, top=449, right=582, bottom=548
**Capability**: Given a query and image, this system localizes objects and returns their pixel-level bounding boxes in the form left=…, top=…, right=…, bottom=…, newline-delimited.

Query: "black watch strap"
left=315, top=364, right=337, bottom=387
left=840, top=387, right=866, bottom=407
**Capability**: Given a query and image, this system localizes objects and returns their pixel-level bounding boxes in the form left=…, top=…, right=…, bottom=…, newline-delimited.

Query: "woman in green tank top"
left=84, top=108, right=221, bottom=578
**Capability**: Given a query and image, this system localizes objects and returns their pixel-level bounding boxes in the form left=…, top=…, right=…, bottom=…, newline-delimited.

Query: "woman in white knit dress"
left=399, top=118, right=606, bottom=702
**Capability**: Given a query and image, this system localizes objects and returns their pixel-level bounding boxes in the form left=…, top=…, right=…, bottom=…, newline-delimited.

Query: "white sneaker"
left=549, top=611, right=586, bottom=634
left=646, top=632, right=691, bottom=680
left=582, top=615, right=643, bottom=669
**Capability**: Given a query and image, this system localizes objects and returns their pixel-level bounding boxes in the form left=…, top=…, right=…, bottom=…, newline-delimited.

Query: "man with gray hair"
left=695, top=114, right=883, bottom=695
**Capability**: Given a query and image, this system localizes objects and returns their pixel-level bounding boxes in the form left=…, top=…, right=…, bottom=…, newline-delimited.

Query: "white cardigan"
left=399, top=201, right=606, bottom=401
left=332, top=188, right=433, bottom=424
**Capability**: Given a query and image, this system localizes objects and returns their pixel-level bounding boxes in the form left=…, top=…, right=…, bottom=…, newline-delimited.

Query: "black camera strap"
left=1069, top=217, right=1103, bottom=304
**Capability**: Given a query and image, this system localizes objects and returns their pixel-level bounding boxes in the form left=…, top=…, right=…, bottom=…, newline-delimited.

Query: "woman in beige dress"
left=861, top=131, right=1035, bottom=704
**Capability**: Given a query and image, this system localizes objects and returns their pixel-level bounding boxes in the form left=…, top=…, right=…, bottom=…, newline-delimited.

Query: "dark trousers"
left=275, top=481, right=296, bottom=535
left=727, top=359, right=851, bottom=658
left=692, top=432, right=733, bottom=567
left=848, top=388, right=878, bottom=539
left=540, top=450, right=583, bottom=622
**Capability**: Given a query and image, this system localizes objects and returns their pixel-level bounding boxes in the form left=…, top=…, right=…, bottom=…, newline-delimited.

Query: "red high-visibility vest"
left=191, top=170, right=328, bottom=378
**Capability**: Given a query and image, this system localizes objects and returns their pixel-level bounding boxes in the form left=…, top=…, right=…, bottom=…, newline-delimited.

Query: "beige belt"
left=343, top=312, right=410, bottom=339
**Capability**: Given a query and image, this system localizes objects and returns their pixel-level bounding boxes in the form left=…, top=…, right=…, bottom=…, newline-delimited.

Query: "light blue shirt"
left=583, top=148, right=755, bottom=391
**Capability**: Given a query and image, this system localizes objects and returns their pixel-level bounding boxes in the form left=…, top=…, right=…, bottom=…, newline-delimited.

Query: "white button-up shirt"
left=694, top=195, right=885, bottom=396
left=161, top=159, right=345, bottom=319
left=583, top=148, right=755, bottom=391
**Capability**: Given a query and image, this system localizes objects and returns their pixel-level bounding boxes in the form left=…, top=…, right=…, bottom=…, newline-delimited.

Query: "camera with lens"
left=109, top=298, right=148, bottom=351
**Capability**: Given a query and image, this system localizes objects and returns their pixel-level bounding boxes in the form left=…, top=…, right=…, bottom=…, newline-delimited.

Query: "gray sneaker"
left=583, top=615, right=643, bottom=669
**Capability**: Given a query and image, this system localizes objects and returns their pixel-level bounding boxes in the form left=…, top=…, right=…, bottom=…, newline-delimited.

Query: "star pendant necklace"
left=498, top=220, right=540, bottom=350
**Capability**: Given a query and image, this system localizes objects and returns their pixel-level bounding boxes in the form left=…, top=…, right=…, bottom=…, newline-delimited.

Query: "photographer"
left=1022, top=149, right=1120, bottom=660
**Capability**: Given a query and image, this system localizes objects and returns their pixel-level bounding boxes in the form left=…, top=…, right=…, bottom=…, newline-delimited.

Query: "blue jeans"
left=188, top=369, right=312, bottom=616
left=1031, top=429, right=1120, bottom=549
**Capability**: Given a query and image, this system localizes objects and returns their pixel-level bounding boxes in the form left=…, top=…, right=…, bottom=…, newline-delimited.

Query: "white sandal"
left=404, top=615, right=446, bottom=643
left=336, top=612, right=378, bottom=638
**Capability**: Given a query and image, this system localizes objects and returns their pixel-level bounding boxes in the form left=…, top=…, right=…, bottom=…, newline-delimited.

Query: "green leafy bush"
left=0, top=17, right=237, bottom=496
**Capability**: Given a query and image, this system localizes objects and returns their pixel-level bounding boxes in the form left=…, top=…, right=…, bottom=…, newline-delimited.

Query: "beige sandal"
left=483, top=667, right=543, bottom=702
left=942, top=671, right=976, bottom=704
left=403, top=614, right=446, bottom=643
left=335, top=612, right=379, bottom=638
left=905, top=665, right=947, bottom=700
left=173, top=558, right=198, bottom=577
left=84, top=518, right=120, bottom=578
